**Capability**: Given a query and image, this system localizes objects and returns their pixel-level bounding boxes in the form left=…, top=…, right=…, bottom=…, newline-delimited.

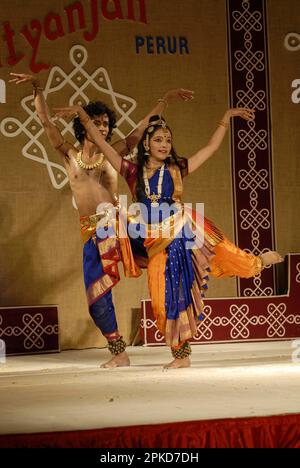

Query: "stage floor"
left=0, top=341, right=300, bottom=435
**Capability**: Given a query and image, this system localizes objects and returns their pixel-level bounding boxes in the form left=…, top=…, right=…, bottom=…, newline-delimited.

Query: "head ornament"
left=146, top=117, right=167, bottom=134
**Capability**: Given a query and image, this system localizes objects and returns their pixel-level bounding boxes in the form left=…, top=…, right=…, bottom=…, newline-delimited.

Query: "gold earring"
left=144, top=134, right=150, bottom=155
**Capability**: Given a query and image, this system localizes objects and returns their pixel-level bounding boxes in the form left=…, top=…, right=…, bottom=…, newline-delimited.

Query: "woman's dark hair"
left=73, top=101, right=117, bottom=143
left=135, top=115, right=185, bottom=201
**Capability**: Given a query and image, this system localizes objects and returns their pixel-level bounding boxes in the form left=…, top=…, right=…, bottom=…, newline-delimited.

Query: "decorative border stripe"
left=226, top=0, right=276, bottom=296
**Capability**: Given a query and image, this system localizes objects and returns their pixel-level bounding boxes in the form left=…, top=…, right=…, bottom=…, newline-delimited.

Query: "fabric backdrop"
left=0, top=0, right=299, bottom=349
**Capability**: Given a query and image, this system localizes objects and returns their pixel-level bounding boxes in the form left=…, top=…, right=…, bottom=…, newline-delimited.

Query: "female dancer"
left=54, top=105, right=283, bottom=368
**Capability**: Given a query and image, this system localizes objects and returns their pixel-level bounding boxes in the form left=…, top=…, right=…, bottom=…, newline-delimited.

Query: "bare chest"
left=67, top=158, right=112, bottom=188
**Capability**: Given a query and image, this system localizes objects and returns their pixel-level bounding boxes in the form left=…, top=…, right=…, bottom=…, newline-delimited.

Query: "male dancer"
left=10, top=72, right=194, bottom=367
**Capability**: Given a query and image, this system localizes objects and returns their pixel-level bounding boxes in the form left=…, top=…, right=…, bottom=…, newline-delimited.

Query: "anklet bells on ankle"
left=171, top=341, right=192, bottom=359
left=108, top=336, right=126, bottom=356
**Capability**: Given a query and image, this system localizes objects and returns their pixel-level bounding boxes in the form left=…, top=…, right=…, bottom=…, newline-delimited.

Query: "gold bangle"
left=32, top=86, right=43, bottom=98
left=158, top=98, right=168, bottom=107
left=80, top=116, right=91, bottom=125
left=218, top=120, right=228, bottom=129
left=32, top=81, right=43, bottom=90
left=54, top=141, right=65, bottom=150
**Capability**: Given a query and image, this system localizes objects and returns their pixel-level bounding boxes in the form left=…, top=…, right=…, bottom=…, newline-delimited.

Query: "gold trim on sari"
left=211, top=237, right=264, bottom=278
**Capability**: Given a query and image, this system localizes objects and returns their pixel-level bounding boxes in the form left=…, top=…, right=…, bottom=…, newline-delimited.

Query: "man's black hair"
left=73, top=101, right=117, bottom=143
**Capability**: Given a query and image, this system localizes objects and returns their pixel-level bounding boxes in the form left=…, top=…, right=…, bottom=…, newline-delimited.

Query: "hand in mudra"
left=164, top=88, right=195, bottom=102
left=228, top=107, right=256, bottom=121
left=9, top=73, right=36, bottom=85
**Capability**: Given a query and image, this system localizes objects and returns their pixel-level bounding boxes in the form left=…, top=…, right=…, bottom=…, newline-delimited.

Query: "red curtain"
left=1, top=414, right=300, bottom=448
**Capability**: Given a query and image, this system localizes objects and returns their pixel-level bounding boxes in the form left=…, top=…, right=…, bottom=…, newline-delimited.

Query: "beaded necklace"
left=143, top=164, right=165, bottom=207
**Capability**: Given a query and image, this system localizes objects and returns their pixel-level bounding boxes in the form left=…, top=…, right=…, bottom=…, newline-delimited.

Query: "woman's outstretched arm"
left=54, top=105, right=123, bottom=172
left=187, top=107, right=255, bottom=174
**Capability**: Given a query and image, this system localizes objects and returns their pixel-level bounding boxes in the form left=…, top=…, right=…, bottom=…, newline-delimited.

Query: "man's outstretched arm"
left=9, top=73, right=73, bottom=157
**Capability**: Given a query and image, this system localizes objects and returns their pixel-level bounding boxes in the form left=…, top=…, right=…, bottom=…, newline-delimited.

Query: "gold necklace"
left=76, top=151, right=104, bottom=171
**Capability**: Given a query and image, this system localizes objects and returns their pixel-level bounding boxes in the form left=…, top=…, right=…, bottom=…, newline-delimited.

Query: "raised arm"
left=9, top=73, right=73, bottom=158
left=112, top=88, right=194, bottom=156
left=187, top=108, right=255, bottom=174
left=54, top=105, right=123, bottom=173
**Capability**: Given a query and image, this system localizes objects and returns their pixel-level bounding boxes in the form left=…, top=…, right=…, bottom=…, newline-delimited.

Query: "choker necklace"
left=143, top=164, right=165, bottom=207
left=76, top=151, right=104, bottom=171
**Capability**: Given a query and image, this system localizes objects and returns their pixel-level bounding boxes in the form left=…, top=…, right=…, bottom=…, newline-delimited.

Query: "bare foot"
left=163, top=356, right=191, bottom=369
left=100, top=351, right=130, bottom=368
left=261, top=251, right=284, bottom=267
